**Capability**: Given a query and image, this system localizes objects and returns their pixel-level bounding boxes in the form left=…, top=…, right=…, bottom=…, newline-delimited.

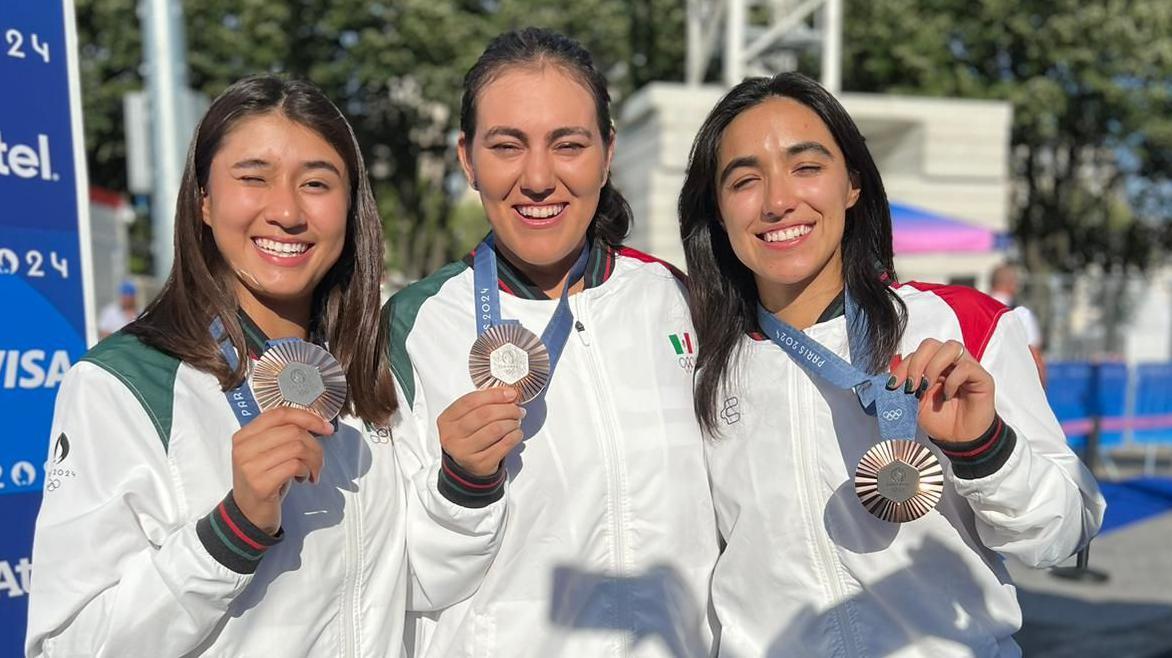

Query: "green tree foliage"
left=75, top=0, right=142, bottom=193
left=75, top=0, right=685, bottom=278
left=82, top=2, right=1168, bottom=276
left=843, top=0, right=1171, bottom=273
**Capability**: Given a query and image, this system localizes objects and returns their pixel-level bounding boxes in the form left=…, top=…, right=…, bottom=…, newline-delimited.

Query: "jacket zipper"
left=574, top=320, right=590, bottom=346
left=332, top=432, right=361, bottom=658
left=572, top=295, right=631, bottom=655
left=795, top=375, right=862, bottom=657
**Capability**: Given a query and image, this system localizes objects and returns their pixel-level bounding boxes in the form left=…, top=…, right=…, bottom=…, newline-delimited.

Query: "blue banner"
left=0, top=1, right=90, bottom=654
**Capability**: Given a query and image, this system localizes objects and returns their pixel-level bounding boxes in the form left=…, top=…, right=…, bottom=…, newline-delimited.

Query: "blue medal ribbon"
left=755, top=293, right=918, bottom=441
left=472, top=233, right=589, bottom=385
left=210, top=317, right=305, bottom=428
left=211, top=316, right=262, bottom=427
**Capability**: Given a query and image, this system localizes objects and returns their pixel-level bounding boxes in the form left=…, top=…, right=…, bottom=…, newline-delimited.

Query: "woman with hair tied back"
left=26, top=75, right=503, bottom=657
left=386, top=27, right=720, bottom=658
left=679, top=72, right=1105, bottom=657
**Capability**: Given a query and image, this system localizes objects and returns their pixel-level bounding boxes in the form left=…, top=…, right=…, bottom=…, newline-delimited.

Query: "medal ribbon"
left=472, top=233, right=590, bottom=385
left=755, top=294, right=918, bottom=441
left=210, top=318, right=303, bottom=428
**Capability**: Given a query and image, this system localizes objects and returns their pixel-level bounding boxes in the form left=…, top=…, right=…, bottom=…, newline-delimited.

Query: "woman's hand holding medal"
left=437, top=387, right=525, bottom=477
left=889, top=338, right=996, bottom=445
left=231, top=408, right=334, bottom=535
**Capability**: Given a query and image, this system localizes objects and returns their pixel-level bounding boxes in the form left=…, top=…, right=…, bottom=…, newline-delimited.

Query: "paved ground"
left=1009, top=459, right=1172, bottom=657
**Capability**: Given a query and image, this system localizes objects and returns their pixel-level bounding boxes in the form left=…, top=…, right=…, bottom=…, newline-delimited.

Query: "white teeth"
left=254, top=238, right=310, bottom=256
left=763, top=225, right=813, bottom=243
left=517, top=204, right=566, bottom=219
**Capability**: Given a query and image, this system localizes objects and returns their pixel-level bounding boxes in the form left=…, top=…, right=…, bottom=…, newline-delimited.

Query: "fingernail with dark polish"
left=916, top=377, right=929, bottom=399
left=886, top=375, right=899, bottom=390
left=903, top=378, right=915, bottom=394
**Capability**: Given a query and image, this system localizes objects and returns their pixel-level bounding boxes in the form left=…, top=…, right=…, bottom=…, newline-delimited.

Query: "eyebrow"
left=549, top=127, right=593, bottom=141
left=718, top=142, right=835, bottom=185
left=231, top=159, right=271, bottom=170
left=482, top=126, right=594, bottom=145
left=719, top=156, right=759, bottom=185
left=483, top=127, right=528, bottom=144
left=302, top=160, right=343, bottom=177
left=787, top=141, right=833, bottom=158
left=230, top=158, right=342, bottom=177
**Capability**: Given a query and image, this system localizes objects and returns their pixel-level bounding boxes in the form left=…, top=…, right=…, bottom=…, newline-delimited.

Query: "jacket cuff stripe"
left=195, top=492, right=282, bottom=574
left=939, top=417, right=1004, bottom=459
left=442, top=461, right=504, bottom=490
left=209, top=516, right=263, bottom=561
left=218, top=504, right=267, bottom=551
left=437, top=452, right=506, bottom=508
left=932, top=415, right=1017, bottom=479
left=221, top=492, right=281, bottom=548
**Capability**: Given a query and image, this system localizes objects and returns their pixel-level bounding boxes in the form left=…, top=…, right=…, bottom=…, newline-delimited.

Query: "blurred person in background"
left=97, top=280, right=140, bottom=338
left=989, top=262, right=1046, bottom=387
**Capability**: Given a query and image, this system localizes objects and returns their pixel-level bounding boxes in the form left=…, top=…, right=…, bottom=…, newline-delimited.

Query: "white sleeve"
left=1011, top=306, right=1043, bottom=348
left=26, top=363, right=251, bottom=657
left=392, top=367, right=507, bottom=612
left=97, top=305, right=122, bottom=336
left=947, top=313, right=1106, bottom=568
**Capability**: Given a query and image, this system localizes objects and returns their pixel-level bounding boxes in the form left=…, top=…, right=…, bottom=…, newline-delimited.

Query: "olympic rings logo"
left=882, top=409, right=904, bottom=421
left=370, top=427, right=392, bottom=445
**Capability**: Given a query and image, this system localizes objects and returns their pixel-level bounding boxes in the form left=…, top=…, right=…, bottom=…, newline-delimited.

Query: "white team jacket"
left=705, top=283, right=1106, bottom=658
left=386, top=245, right=721, bottom=658
left=26, top=332, right=504, bottom=657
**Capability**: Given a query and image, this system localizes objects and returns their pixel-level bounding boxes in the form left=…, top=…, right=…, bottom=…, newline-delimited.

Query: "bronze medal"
left=250, top=341, right=347, bottom=421
left=468, top=324, right=551, bottom=403
left=854, top=439, right=943, bottom=523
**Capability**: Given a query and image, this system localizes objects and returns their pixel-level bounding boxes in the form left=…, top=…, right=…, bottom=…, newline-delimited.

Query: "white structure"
left=142, top=0, right=193, bottom=279
left=88, top=188, right=134, bottom=313
left=611, top=83, right=1013, bottom=289
left=687, top=0, right=843, bottom=92
left=1124, top=269, right=1172, bottom=364
left=630, top=0, right=1013, bottom=286
left=849, top=93, right=1012, bottom=290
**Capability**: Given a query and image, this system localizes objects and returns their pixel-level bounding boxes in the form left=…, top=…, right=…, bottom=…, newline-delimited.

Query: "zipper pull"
left=575, top=320, right=591, bottom=346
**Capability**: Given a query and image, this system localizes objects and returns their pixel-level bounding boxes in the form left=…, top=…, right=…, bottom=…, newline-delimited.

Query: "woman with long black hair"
left=680, top=72, right=1104, bottom=657
left=387, top=27, right=719, bottom=658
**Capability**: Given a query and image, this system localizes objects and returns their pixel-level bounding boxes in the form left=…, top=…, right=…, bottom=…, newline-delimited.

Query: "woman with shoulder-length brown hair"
left=26, top=74, right=505, bottom=657
left=127, top=75, right=396, bottom=422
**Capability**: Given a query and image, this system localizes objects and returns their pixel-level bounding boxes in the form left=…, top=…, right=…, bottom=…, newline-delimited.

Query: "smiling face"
left=201, top=112, right=349, bottom=316
left=457, top=64, right=613, bottom=272
left=715, top=97, right=860, bottom=310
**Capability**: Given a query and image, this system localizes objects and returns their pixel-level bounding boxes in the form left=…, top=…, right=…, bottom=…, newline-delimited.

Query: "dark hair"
left=459, top=27, right=631, bottom=246
left=126, top=75, right=397, bottom=425
left=680, top=72, right=906, bottom=435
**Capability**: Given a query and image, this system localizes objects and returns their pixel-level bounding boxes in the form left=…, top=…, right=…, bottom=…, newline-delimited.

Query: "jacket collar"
left=463, top=234, right=617, bottom=301
left=750, top=289, right=846, bottom=341
left=237, top=310, right=270, bottom=359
